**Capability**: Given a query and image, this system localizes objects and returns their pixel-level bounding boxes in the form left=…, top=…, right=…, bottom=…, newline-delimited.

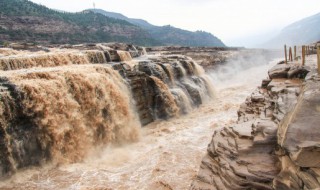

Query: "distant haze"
left=30, top=0, right=320, bottom=47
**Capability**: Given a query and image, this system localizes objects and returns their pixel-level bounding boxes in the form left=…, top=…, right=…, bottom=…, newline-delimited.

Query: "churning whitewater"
left=0, top=45, right=279, bottom=189
left=0, top=65, right=141, bottom=174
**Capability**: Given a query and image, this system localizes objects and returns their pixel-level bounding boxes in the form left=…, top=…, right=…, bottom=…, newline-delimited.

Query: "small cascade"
left=200, top=75, right=216, bottom=98
left=0, top=48, right=19, bottom=56
left=0, top=50, right=110, bottom=71
left=0, top=65, right=141, bottom=177
left=173, top=61, right=187, bottom=79
left=161, top=63, right=175, bottom=85
left=170, top=88, right=193, bottom=114
left=104, top=50, right=112, bottom=62
left=127, top=54, right=216, bottom=123
left=191, top=60, right=205, bottom=76
left=117, top=50, right=133, bottom=62
left=136, top=61, right=170, bottom=83
left=84, top=50, right=107, bottom=63
left=180, top=60, right=195, bottom=75
left=139, top=47, right=148, bottom=56
left=191, top=60, right=216, bottom=98
left=150, top=76, right=179, bottom=119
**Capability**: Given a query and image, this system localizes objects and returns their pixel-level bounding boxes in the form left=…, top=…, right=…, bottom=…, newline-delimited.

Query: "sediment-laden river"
left=0, top=56, right=280, bottom=190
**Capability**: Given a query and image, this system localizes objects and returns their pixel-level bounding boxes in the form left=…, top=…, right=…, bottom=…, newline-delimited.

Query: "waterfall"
left=175, top=61, right=187, bottom=78
left=140, top=47, right=148, bottom=56
left=0, top=50, right=109, bottom=71
left=84, top=50, right=107, bottom=63
left=0, top=65, right=140, bottom=176
left=161, top=63, right=175, bottom=85
left=170, top=88, right=193, bottom=114
left=190, top=60, right=216, bottom=98
left=0, top=45, right=217, bottom=180
left=150, top=76, right=180, bottom=118
left=104, top=50, right=112, bottom=62
left=131, top=55, right=216, bottom=122
left=117, top=51, right=133, bottom=62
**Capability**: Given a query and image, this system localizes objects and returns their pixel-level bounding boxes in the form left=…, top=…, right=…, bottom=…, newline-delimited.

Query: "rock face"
left=112, top=54, right=215, bottom=125
left=274, top=72, right=320, bottom=189
left=191, top=60, right=320, bottom=190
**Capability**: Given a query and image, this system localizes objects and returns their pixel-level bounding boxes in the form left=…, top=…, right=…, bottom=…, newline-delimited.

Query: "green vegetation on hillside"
left=149, top=25, right=225, bottom=47
left=0, top=0, right=160, bottom=45
left=89, top=9, right=226, bottom=47
left=0, top=0, right=225, bottom=47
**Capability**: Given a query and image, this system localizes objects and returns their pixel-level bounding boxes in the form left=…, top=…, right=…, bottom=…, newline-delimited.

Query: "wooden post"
left=317, top=46, right=320, bottom=74
left=289, top=47, right=293, bottom=61
left=302, top=45, right=306, bottom=66
left=306, top=46, right=308, bottom=56
left=284, top=45, right=287, bottom=64
left=294, top=46, right=297, bottom=60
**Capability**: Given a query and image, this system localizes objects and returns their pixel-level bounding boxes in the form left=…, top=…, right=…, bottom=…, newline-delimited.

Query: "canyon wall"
left=191, top=58, right=320, bottom=190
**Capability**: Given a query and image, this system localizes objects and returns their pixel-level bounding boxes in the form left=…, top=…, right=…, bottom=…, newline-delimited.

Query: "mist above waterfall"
left=208, top=50, right=282, bottom=89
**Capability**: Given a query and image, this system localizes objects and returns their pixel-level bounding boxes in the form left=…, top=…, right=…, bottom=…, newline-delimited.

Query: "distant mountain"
left=89, top=9, right=226, bottom=47
left=265, top=13, right=320, bottom=48
left=0, top=0, right=159, bottom=46
left=89, top=9, right=155, bottom=29
left=0, top=0, right=225, bottom=47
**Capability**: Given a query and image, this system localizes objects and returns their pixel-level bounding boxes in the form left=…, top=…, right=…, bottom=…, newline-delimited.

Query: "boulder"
left=268, top=62, right=310, bottom=79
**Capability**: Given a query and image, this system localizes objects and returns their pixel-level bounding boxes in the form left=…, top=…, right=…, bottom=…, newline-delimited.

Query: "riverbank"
left=191, top=54, right=320, bottom=190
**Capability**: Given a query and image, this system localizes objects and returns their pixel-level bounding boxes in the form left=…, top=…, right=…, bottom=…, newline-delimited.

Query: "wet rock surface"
left=112, top=54, right=214, bottom=125
left=0, top=43, right=215, bottom=178
left=192, top=59, right=320, bottom=190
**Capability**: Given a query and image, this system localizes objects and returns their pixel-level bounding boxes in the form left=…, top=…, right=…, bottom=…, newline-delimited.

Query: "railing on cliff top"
left=283, top=43, right=320, bottom=74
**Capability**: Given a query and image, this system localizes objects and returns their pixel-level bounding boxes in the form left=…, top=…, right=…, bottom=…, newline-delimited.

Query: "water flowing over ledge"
left=0, top=43, right=217, bottom=178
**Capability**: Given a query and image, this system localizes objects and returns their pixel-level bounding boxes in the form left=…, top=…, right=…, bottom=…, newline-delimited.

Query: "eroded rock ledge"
left=191, top=60, right=320, bottom=190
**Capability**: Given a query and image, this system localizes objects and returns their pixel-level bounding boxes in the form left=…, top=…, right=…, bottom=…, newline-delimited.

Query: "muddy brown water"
left=0, top=59, right=280, bottom=190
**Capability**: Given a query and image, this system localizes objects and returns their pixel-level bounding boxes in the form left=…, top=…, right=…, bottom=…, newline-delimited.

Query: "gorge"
left=1, top=0, right=320, bottom=189
left=0, top=42, right=288, bottom=189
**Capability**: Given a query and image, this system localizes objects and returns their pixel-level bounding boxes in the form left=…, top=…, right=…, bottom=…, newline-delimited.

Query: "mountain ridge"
left=0, top=0, right=160, bottom=46
left=88, top=8, right=226, bottom=47
left=0, top=0, right=225, bottom=47
left=264, top=12, right=320, bottom=48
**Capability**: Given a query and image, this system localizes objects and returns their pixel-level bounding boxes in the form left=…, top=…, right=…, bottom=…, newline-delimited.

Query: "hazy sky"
left=30, top=0, right=320, bottom=47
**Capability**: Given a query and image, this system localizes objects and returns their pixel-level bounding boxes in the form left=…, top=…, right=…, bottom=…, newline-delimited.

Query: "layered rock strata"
left=192, top=60, right=320, bottom=190
left=147, top=46, right=281, bottom=70
left=0, top=43, right=215, bottom=178
left=112, top=54, right=214, bottom=125
left=274, top=71, right=320, bottom=189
